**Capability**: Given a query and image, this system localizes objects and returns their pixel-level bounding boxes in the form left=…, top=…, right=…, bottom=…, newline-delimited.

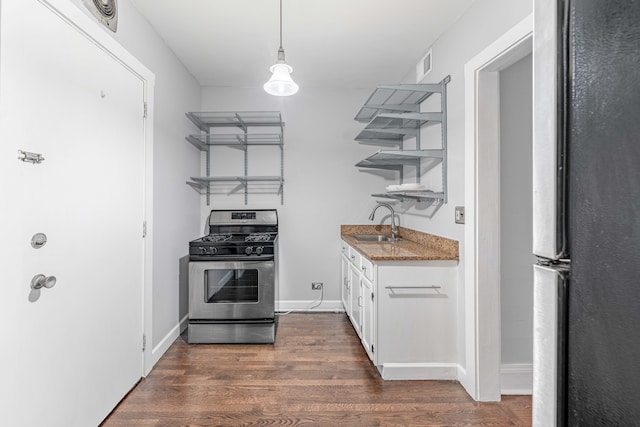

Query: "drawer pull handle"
left=385, top=285, right=442, bottom=295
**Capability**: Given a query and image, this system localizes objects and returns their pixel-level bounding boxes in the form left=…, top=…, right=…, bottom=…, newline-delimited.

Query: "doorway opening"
left=462, top=15, right=533, bottom=401
left=498, top=53, right=534, bottom=395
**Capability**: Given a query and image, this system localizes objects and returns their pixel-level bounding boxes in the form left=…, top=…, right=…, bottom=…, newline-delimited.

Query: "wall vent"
left=82, top=0, right=118, bottom=33
left=416, top=48, right=433, bottom=82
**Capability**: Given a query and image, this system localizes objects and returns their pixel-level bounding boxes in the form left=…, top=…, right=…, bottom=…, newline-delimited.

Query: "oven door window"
left=205, top=269, right=258, bottom=303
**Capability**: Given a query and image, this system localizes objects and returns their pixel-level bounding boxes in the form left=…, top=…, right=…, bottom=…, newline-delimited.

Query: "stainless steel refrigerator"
left=533, top=0, right=640, bottom=425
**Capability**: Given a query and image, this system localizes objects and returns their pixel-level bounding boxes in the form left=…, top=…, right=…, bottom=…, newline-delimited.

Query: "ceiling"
left=129, top=0, right=475, bottom=89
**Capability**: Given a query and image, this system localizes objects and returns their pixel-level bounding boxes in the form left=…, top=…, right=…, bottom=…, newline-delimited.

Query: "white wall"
left=199, top=86, right=383, bottom=306
left=397, top=0, right=532, bottom=370
left=68, top=0, right=202, bottom=349
left=198, top=0, right=532, bottom=361
left=500, top=54, right=534, bottom=364
left=67, top=0, right=533, bottom=373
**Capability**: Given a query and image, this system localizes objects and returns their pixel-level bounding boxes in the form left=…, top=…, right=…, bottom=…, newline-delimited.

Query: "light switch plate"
left=455, top=206, right=465, bottom=224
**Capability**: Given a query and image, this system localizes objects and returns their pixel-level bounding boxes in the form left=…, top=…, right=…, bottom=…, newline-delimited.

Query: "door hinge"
left=143, top=102, right=148, bottom=118
left=371, top=344, right=375, bottom=353
left=371, top=292, right=374, bottom=301
left=142, top=333, right=146, bottom=352
left=142, top=221, right=147, bottom=238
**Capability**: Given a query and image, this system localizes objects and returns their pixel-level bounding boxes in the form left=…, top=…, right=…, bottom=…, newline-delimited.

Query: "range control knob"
left=199, top=247, right=207, bottom=255
left=245, top=246, right=253, bottom=255
left=256, top=246, right=264, bottom=255
left=210, top=247, right=218, bottom=255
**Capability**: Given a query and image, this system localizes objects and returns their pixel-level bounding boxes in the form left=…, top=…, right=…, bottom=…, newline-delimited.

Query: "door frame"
left=38, top=0, right=155, bottom=375
left=462, top=14, right=532, bottom=401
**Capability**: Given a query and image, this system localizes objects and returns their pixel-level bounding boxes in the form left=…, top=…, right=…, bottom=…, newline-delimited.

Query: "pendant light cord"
left=279, top=0, right=283, bottom=49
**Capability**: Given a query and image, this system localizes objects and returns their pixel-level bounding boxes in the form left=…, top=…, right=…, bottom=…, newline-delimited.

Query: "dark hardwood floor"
left=103, top=313, right=531, bottom=426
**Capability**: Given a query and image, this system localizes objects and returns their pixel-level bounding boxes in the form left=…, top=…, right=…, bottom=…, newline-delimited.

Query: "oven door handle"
left=190, top=255, right=275, bottom=262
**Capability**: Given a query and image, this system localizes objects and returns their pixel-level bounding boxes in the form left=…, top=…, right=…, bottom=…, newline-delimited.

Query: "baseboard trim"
left=500, top=363, right=533, bottom=395
left=378, top=363, right=458, bottom=380
left=276, top=299, right=344, bottom=313
left=179, top=314, right=189, bottom=332
left=149, top=314, right=189, bottom=371
left=457, top=364, right=468, bottom=384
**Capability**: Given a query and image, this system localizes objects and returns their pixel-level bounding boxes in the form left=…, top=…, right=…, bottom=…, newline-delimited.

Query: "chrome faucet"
left=368, top=203, right=399, bottom=241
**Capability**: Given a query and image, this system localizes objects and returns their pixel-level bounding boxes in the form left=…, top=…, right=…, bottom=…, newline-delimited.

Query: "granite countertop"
left=341, top=224, right=459, bottom=261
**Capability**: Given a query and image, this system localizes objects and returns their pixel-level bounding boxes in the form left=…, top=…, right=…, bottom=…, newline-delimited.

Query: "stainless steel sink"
left=352, top=234, right=402, bottom=242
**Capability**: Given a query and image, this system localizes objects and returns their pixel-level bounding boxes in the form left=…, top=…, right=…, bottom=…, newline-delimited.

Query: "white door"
left=0, top=1, right=145, bottom=425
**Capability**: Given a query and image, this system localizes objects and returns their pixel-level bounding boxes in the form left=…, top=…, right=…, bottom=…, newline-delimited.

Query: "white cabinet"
left=340, top=242, right=351, bottom=316
left=341, top=239, right=458, bottom=380
left=340, top=254, right=350, bottom=315
left=376, top=261, right=457, bottom=380
left=349, top=262, right=362, bottom=338
left=361, top=256, right=374, bottom=282
left=342, top=242, right=364, bottom=339
left=361, top=274, right=375, bottom=361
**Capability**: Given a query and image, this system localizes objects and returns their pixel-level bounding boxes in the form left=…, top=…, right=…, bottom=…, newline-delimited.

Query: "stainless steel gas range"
left=187, top=209, right=278, bottom=344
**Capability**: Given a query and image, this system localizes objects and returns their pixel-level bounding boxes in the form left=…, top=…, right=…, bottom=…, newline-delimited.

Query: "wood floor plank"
left=102, top=313, right=531, bottom=426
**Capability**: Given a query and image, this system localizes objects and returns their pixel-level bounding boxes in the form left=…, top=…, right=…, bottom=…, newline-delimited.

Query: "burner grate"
left=245, top=233, right=272, bottom=242
left=203, top=233, right=232, bottom=242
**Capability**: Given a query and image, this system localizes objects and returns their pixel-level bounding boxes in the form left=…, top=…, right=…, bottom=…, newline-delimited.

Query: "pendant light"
left=263, top=0, right=299, bottom=96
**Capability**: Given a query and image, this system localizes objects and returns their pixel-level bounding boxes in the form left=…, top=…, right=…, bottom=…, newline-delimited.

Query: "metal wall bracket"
left=18, top=150, right=45, bottom=164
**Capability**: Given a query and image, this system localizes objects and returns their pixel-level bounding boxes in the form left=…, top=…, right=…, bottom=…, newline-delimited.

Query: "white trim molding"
left=379, top=363, right=458, bottom=381
left=151, top=315, right=189, bottom=368
left=500, top=363, right=533, bottom=395
left=277, top=300, right=344, bottom=313
left=463, top=14, right=533, bottom=401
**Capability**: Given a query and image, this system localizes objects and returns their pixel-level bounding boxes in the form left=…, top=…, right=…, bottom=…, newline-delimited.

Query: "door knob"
left=31, top=274, right=57, bottom=290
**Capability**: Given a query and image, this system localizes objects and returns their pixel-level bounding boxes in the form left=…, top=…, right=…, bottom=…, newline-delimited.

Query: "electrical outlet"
left=455, top=206, right=465, bottom=224
left=311, top=282, right=323, bottom=290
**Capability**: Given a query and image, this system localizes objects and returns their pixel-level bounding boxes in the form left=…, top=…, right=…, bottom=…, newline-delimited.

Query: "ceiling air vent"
left=416, top=48, right=433, bottom=82
left=82, top=0, right=118, bottom=33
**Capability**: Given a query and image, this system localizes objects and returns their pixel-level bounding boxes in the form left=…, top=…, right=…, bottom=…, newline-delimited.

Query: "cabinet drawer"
left=341, top=241, right=349, bottom=256
left=347, top=246, right=361, bottom=268
left=361, top=257, right=374, bottom=282
left=341, top=241, right=360, bottom=267
left=378, top=262, right=453, bottom=295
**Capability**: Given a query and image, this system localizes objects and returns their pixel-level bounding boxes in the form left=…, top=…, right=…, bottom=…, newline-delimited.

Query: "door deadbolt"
left=31, top=233, right=47, bottom=249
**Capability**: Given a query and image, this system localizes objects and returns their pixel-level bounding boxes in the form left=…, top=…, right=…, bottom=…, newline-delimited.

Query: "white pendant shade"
left=264, top=0, right=298, bottom=97
left=263, top=62, right=299, bottom=96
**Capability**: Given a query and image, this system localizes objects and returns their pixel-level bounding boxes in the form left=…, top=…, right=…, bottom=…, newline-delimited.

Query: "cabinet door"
left=361, top=275, right=376, bottom=363
left=376, top=264, right=456, bottom=364
left=340, top=254, right=350, bottom=314
left=349, top=263, right=362, bottom=338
